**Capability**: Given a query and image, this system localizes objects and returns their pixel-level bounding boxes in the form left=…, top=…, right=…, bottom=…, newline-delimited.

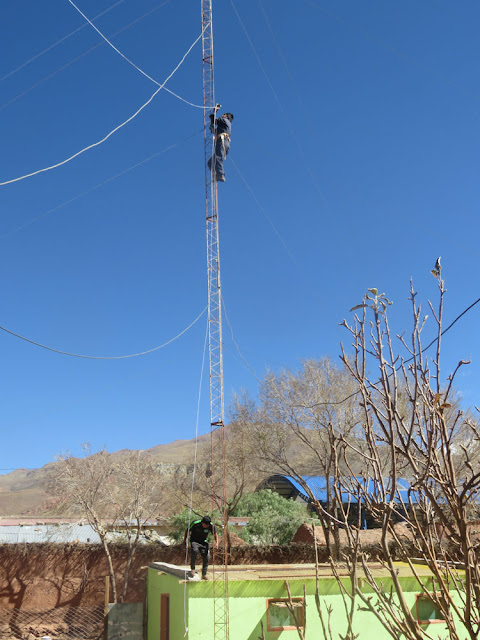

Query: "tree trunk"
left=100, top=534, right=117, bottom=604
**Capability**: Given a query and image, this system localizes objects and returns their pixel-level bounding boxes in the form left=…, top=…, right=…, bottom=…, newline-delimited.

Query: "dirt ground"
left=293, top=522, right=413, bottom=546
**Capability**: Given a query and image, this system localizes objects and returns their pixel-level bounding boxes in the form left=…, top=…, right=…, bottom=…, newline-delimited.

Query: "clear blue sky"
left=0, top=0, right=479, bottom=471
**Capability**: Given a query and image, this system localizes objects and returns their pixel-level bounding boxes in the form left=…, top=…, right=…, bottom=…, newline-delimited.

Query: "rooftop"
left=259, top=474, right=417, bottom=504
left=149, top=561, right=435, bottom=582
left=0, top=523, right=100, bottom=544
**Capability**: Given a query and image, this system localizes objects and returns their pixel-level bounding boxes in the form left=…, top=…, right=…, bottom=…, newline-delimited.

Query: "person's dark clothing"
left=208, top=135, right=229, bottom=180
left=188, top=519, right=216, bottom=543
left=186, top=519, right=217, bottom=576
left=208, top=114, right=232, bottom=181
left=209, top=114, right=232, bottom=137
left=191, top=541, right=209, bottom=575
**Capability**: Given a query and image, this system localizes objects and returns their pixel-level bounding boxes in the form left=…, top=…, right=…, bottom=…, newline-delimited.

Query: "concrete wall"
left=107, top=603, right=144, bottom=640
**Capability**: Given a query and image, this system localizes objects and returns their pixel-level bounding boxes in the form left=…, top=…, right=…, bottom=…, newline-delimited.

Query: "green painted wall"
left=146, top=569, right=456, bottom=640
left=147, top=569, right=187, bottom=640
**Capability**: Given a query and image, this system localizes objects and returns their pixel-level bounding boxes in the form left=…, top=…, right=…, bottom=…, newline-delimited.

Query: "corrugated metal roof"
left=0, top=518, right=81, bottom=526
left=0, top=524, right=100, bottom=544
left=261, top=475, right=418, bottom=504
left=0, top=518, right=163, bottom=527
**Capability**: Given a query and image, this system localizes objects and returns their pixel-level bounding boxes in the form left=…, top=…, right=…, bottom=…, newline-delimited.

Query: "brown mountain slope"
left=0, top=467, right=54, bottom=516
left=0, top=436, right=212, bottom=516
left=147, top=434, right=211, bottom=462
left=0, top=428, right=348, bottom=516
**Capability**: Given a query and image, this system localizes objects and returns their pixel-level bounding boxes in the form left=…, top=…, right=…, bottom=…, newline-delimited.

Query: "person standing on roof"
left=184, top=515, right=218, bottom=580
left=207, top=104, right=234, bottom=183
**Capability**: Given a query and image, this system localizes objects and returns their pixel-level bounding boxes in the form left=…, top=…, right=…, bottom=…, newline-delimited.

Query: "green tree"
left=233, top=357, right=363, bottom=558
left=231, top=489, right=313, bottom=545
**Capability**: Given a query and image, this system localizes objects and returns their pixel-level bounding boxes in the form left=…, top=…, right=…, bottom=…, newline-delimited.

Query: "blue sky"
left=0, top=0, right=479, bottom=470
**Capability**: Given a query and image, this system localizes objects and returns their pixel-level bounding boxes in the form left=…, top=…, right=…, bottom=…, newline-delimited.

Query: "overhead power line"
left=0, top=0, right=125, bottom=84
left=0, top=129, right=202, bottom=241
left=304, top=295, right=480, bottom=409
left=231, top=158, right=298, bottom=267
left=222, top=296, right=262, bottom=385
left=0, top=306, right=206, bottom=359
left=0, top=25, right=207, bottom=187
left=223, top=289, right=480, bottom=410
left=229, top=0, right=332, bottom=213
left=0, top=1, right=173, bottom=114
left=305, top=0, right=480, bottom=102
left=67, top=0, right=205, bottom=109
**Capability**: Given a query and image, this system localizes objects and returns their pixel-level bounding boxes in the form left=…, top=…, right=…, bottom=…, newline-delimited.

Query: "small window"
left=415, top=594, right=445, bottom=624
left=267, top=598, right=305, bottom=631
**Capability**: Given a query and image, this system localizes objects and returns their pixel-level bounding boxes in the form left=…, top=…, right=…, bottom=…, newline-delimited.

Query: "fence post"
left=104, top=576, right=110, bottom=615
left=104, top=575, right=110, bottom=640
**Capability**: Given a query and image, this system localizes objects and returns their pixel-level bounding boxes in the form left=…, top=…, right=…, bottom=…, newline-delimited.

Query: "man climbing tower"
left=184, top=515, right=218, bottom=580
left=208, top=104, right=234, bottom=183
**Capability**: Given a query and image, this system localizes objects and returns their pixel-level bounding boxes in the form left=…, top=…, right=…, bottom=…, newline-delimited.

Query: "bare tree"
left=230, top=272, right=480, bottom=639
left=172, top=398, right=262, bottom=545
left=110, top=451, right=166, bottom=602
left=51, top=446, right=166, bottom=603
left=235, top=358, right=363, bottom=558
left=51, top=447, right=118, bottom=599
left=331, top=274, right=480, bottom=640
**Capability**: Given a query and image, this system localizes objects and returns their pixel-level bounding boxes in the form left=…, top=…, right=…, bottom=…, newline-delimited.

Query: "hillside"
left=0, top=436, right=211, bottom=516
left=0, top=428, right=340, bottom=516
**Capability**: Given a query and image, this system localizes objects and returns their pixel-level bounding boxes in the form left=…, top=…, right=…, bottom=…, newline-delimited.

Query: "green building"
left=146, top=562, right=453, bottom=640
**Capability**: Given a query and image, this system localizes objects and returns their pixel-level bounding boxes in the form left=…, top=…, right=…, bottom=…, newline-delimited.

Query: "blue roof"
left=268, top=475, right=418, bottom=505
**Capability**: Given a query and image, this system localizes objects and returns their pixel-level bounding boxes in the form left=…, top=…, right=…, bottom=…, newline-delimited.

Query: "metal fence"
left=0, top=606, right=105, bottom=639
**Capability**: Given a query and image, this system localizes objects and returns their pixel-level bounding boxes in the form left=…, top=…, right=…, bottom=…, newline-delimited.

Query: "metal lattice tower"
left=201, top=2, right=229, bottom=640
